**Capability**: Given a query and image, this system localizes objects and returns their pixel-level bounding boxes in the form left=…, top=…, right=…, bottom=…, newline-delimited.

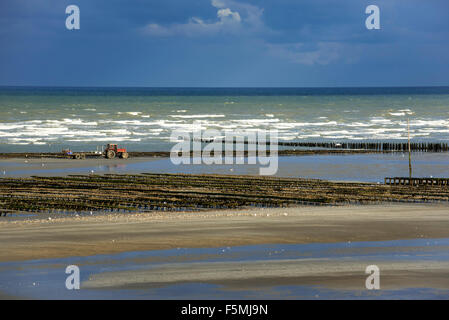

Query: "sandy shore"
left=82, top=259, right=449, bottom=291
left=1, top=204, right=449, bottom=262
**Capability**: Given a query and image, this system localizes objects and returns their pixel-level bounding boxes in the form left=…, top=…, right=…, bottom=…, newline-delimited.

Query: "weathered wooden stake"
left=408, top=118, right=412, bottom=183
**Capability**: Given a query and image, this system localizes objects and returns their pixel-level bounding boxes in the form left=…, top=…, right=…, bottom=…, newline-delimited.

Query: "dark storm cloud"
left=0, top=0, right=448, bottom=86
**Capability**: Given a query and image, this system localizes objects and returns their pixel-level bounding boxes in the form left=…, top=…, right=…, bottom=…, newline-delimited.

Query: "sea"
left=1, top=86, right=449, bottom=153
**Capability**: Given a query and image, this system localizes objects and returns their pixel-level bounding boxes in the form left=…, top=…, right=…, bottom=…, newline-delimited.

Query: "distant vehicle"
left=104, top=144, right=129, bottom=159
left=62, top=144, right=129, bottom=159
left=62, top=149, right=86, bottom=160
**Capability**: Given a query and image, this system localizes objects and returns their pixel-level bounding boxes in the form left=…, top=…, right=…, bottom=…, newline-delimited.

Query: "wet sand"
left=82, top=258, right=449, bottom=291
left=1, top=204, right=449, bottom=262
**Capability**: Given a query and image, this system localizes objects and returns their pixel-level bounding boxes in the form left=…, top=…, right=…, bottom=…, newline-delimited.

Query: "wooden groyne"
left=278, top=141, right=449, bottom=152
left=202, top=139, right=449, bottom=152
left=385, top=177, right=449, bottom=186
left=1, top=173, right=449, bottom=215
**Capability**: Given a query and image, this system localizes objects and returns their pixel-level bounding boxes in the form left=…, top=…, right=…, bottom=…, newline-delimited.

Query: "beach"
left=2, top=204, right=449, bottom=262
left=2, top=158, right=449, bottom=299
left=1, top=204, right=449, bottom=299
left=2, top=155, right=449, bottom=299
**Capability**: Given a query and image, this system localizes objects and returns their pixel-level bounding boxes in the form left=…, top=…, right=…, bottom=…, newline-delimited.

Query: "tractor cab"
left=104, top=144, right=128, bottom=159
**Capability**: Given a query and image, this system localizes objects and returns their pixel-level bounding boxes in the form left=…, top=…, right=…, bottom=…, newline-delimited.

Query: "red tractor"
left=104, top=144, right=129, bottom=159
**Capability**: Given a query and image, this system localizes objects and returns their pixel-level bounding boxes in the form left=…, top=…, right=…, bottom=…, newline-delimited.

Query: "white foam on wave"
left=345, top=122, right=374, bottom=127
left=411, top=119, right=449, bottom=126
left=389, top=112, right=406, bottom=116
left=268, top=122, right=294, bottom=129
left=0, top=124, right=26, bottom=130
left=278, top=136, right=297, bottom=141
left=170, top=114, right=225, bottom=119
left=67, top=137, right=142, bottom=142
left=320, top=130, right=352, bottom=135
left=418, top=128, right=449, bottom=133
left=232, top=119, right=280, bottom=125
left=44, top=119, right=98, bottom=126
left=298, top=134, right=321, bottom=138
left=7, top=137, right=48, bottom=145
left=398, top=109, right=414, bottom=115
left=322, top=135, right=355, bottom=139
left=4, top=109, right=449, bottom=146
left=0, top=120, right=43, bottom=130
left=290, top=121, right=338, bottom=127
left=104, top=120, right=161, bottom=126
left=0, top=131, right=22, bottom=137
left=370, top=118, right=392, bottom=124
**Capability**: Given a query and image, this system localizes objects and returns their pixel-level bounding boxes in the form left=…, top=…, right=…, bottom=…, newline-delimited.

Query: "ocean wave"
left=170, top=114, right=225, bottom=119
left=411, top=119, right=449, bottom=126
left=370, top=118, right=392, bottom=124
left=389, top=112, right=406, bottom=116
left=232, top=119, right=280, bottom=124
left=2, top=112, right=449, bottom=146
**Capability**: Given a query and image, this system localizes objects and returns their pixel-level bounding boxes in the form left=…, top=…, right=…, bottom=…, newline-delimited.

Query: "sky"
left=0, top=0, right=448, bottom=87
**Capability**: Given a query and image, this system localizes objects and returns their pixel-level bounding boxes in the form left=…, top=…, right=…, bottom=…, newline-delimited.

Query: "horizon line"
left=1, top=85, right=449, bottom=89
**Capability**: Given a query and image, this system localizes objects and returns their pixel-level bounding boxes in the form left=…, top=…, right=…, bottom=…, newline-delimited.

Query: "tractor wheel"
left=75, top=154, right=81, bottom=160
left=120, top=152, right=129, bottom=159
left=106, top=150, right=116, bottom=159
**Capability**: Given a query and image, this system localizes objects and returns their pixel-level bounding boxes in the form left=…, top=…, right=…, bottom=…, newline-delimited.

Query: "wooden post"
left=408, top=118, right=412, bottom=183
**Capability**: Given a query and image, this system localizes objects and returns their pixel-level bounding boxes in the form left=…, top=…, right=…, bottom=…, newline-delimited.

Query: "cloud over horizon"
left=141, top=0, right=347, bottom=65
left=142, top=0, right=258, bottom=37
left=0, top=0, right=448, bottom=86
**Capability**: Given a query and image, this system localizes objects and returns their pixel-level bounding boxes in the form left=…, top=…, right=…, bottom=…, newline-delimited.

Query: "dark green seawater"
left=1, top=86, right=449, bottom=152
